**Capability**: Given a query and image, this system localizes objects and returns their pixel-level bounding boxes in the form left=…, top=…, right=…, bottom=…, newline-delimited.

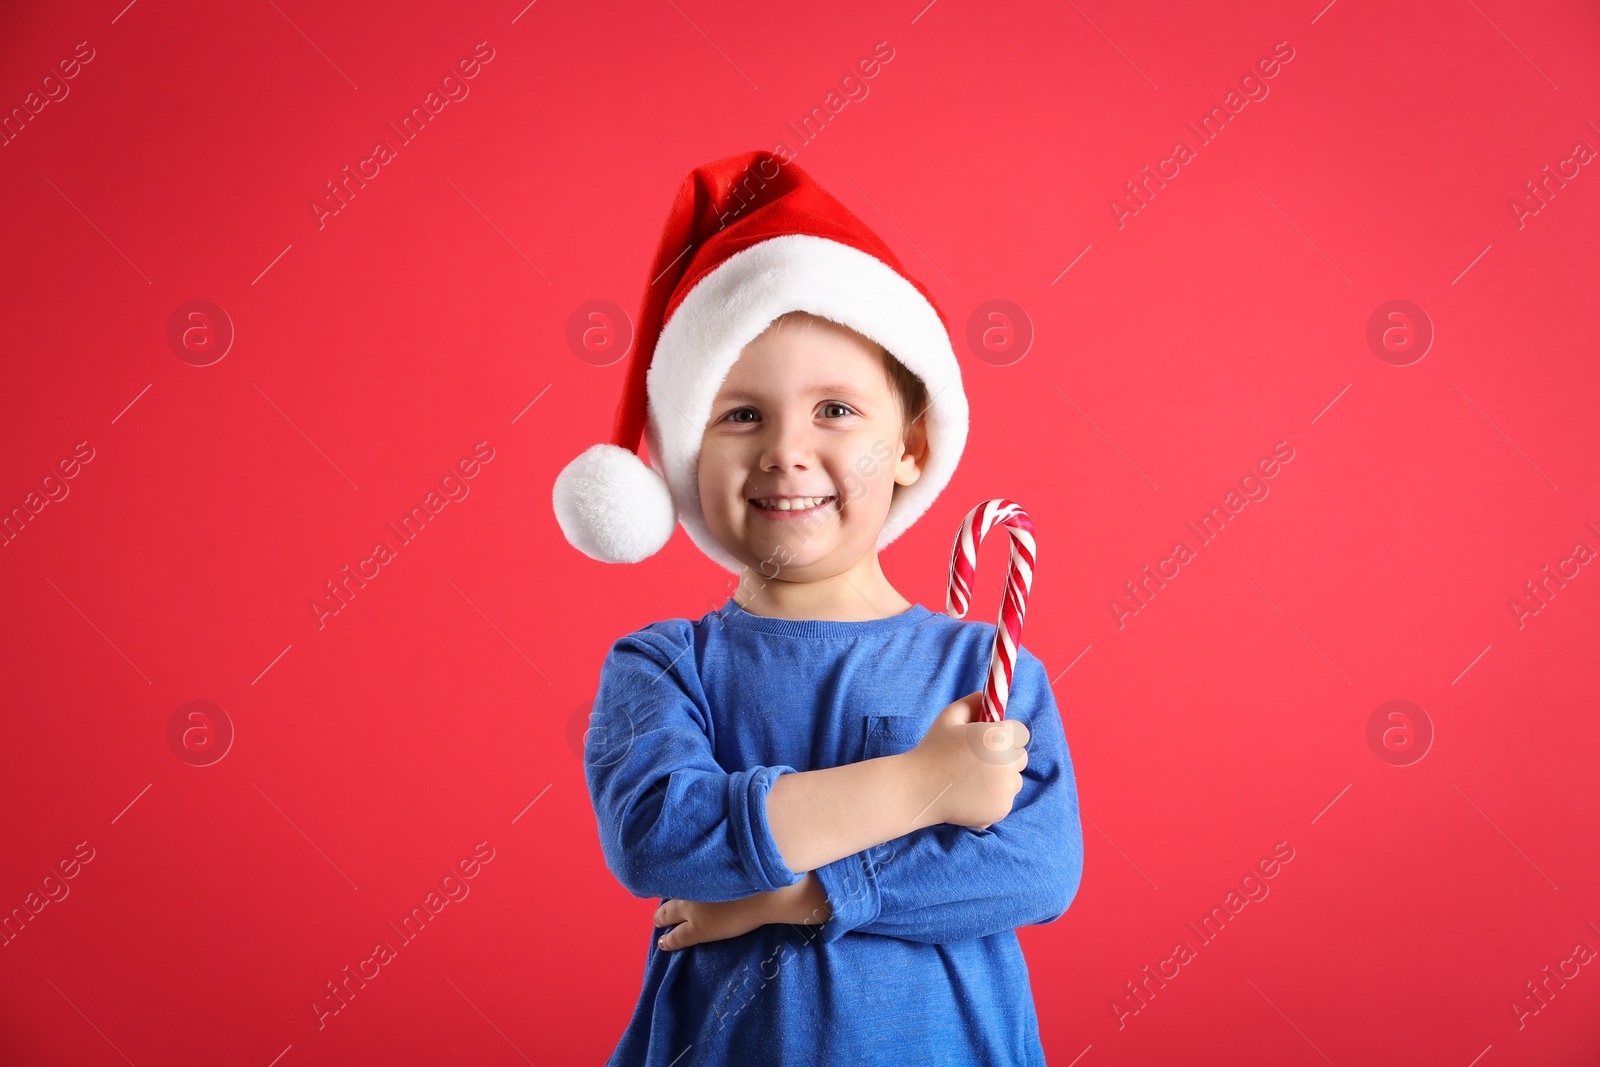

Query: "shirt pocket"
left=862, top=714, right=925, bottom=761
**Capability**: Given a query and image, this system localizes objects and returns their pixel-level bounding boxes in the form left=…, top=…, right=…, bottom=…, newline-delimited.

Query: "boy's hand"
left=654, top=876, right=829, bottom=951
left=905, top=691, right=1030, bottom=831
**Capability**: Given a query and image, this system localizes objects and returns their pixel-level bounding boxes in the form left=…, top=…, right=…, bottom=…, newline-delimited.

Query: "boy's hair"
left=767, top=311, right=929, bottom=441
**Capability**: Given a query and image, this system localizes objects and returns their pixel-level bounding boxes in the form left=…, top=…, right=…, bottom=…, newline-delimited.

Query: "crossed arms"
left=583, top=628, right=1084, bottom=946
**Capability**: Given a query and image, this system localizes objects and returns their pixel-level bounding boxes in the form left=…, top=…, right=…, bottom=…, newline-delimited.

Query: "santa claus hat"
left=551, top=149, right=968, bottom=574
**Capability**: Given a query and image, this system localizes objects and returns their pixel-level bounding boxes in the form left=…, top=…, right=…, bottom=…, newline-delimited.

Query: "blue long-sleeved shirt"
left=584, top=598, right=1084, bottom=1066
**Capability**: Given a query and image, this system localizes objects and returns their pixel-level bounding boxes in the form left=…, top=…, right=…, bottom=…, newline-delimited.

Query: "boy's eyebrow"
left=716, top=383, right=876, bottom=404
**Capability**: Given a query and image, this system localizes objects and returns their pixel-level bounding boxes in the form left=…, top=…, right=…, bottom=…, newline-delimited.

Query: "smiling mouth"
left=749, top=496, right=837, bottom=515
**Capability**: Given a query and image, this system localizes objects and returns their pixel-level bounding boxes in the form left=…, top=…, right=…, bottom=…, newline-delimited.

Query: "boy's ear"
left=894, top=416, right=929, bottom=488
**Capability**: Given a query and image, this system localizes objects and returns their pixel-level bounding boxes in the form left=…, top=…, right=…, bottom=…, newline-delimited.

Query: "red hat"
left=551, top=150, right=969, bottom=572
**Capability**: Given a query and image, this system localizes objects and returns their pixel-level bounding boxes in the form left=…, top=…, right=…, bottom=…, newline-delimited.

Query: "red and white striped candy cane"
left=945, top=499, right=1036, bottom=723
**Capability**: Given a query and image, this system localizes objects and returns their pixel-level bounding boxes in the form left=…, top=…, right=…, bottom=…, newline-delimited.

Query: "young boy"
left=552, top=151, right=1084, bottom=1065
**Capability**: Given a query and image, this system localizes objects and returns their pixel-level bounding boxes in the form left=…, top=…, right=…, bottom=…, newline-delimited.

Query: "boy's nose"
left=759, top=421, right=817, bottom=471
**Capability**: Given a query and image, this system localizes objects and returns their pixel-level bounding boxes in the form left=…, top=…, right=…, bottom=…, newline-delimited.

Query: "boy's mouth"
left=748, top=495, right=837, bottom=517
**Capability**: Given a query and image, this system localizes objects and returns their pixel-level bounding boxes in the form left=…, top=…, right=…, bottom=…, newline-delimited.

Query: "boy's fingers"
left=658, top=921, right=693, bottom=951
left=654, top=899, right=673, bottom=927
left=1010, top=722, right=1030, bottom=748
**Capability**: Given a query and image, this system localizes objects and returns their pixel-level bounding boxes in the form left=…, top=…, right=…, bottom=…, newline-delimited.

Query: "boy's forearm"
left=765, top=752, right=940, bottom=874
left=763, top=871, right=832, bottom=925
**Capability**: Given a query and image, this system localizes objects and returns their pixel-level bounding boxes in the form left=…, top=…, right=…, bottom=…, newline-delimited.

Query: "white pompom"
left=552, top=444, right=678, bottom=563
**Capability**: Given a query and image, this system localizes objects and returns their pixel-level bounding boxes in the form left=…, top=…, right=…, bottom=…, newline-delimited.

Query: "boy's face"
left=697, top=314, right=926, bottom=581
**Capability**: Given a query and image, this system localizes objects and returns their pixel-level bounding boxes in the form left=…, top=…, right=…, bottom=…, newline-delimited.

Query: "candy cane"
left=945, top=499, right=1036, bottom=723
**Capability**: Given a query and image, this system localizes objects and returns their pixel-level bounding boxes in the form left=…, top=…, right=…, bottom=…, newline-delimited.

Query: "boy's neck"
left=731, top=553, right=916, bottom=622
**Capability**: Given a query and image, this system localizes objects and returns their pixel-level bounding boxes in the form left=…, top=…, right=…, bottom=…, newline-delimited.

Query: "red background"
left=2, top=0, right=1598, bottom=1063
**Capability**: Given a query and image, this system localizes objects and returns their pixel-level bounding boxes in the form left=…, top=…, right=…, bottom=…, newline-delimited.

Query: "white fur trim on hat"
left=552, top=443, right=677, bottom=564
left=648, top=233, right=969, bottom=575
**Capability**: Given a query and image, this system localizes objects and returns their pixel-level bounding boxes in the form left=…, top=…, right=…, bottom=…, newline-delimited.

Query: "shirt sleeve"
left=807, top=648, right=1084, bottom=944
left=584, top=626, right=806, bottom=903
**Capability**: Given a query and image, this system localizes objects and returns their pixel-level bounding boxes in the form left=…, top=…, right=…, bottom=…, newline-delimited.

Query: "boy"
left=552, top=152, right=1084, bottom=1065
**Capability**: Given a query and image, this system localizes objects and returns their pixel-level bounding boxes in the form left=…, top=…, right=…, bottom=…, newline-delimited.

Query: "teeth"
left=754, top=496, right=832, bottom=511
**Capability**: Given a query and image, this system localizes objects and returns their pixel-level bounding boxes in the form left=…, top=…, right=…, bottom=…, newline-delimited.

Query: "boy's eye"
left=720, top=403, right=856, bottom=423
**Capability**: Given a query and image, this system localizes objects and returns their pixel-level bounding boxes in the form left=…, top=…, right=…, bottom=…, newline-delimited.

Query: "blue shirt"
left=585, top=598, right=1084, bottom=1066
